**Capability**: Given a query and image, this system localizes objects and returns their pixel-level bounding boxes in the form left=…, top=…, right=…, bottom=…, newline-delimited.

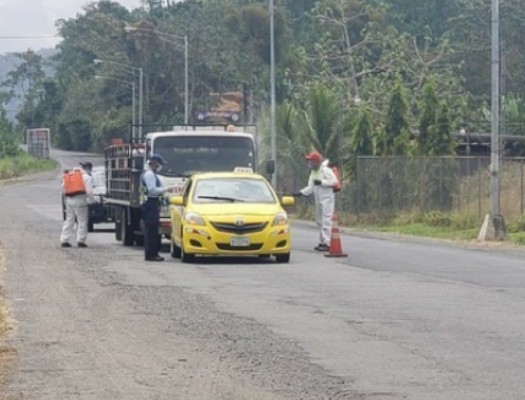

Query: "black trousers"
left=141, top=197, right=160, bottom=260
left=144, top=221, right=160, bottom=259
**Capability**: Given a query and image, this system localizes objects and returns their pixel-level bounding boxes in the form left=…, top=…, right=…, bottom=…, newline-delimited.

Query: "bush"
left=389, top=211, right=478, bottom=230
left=509, top=214, right=525, bottom=233
left=510, top=231, right=525, bottom=245
left=422, top=211, right=451, bottom=227
left=0, top=153, right=55, bottom=179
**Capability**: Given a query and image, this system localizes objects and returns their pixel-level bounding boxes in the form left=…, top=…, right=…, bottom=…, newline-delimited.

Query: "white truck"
left=104, top=125, right=260, bottom=246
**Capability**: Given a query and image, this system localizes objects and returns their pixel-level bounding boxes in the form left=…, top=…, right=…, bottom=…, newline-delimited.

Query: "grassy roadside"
left=354, top=223, right=525, bottom=245
left=0, top=250, right=14, bottom=397
left=296, top=205, right=525, bottom=246
left=344, top=214, right=525, bottom=246
left=0, top=153, right=56, bottom=180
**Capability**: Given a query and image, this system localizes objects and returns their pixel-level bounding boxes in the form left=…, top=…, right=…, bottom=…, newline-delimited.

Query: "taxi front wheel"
left=180, top=239, right=195, bottom=263
left=275, top=253, right=290, bottom=263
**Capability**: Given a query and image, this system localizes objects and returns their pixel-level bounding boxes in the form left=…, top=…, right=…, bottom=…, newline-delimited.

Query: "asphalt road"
left=1, top=150, right=525, bottom=399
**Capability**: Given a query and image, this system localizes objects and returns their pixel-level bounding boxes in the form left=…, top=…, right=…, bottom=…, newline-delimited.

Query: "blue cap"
left=149, top=153, right=167, bottom=165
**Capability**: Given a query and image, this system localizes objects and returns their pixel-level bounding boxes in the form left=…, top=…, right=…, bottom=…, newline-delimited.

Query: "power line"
left=0, top=35, right=57, bottom=40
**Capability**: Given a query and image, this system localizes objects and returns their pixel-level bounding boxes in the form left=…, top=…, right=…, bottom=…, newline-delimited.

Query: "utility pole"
left=124, top=27, right=189, bottom=127
left=184, top=35, right=189, bottom=125
left=269, top=0, right=277, bottom=188
left=138, top=67, right=144, bottom=141
left=490, top=0, right=500, bottom=219
left=480, top=0, right=506, bottom=240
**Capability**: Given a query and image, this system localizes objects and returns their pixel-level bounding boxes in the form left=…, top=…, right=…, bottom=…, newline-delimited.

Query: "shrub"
left=0, top=153, right=55, bottom=179
left=509, top=214, right=525, bottom=233
left=422, top=211, right=452, bottom=227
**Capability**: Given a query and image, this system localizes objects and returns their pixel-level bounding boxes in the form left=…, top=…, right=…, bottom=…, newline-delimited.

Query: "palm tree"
left=299, top=84, right=342, bottom=164
left=259, top=102, right=309, bottom=192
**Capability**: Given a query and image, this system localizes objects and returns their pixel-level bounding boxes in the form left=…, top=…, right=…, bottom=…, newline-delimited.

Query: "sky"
left=0, top=0, right=143, bottom=54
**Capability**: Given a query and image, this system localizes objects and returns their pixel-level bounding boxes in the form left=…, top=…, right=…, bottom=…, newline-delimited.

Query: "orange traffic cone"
left=325, top=214, right=348, bottom=258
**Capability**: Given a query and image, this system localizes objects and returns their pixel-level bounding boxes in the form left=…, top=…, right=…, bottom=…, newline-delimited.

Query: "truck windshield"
left=153, top=136, right=255, bottom=177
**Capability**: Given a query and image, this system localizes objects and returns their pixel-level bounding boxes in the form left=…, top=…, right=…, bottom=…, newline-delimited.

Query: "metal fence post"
left=520, top=158, right=523, bottom=215
left=478, top=157, right=482, bottom=219
left=355, top=157, right=361, bottom=221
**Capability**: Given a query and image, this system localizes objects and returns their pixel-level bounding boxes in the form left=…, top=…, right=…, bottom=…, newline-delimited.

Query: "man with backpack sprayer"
left=293, top=151, right=340, bottom=252
left=60, top=162, right=95, bottom=248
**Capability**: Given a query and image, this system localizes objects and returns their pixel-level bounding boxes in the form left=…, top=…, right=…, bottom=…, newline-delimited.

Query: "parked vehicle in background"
left=61, top=166, right=113, bottom=232
left=26, top=128, right=50, bottom=159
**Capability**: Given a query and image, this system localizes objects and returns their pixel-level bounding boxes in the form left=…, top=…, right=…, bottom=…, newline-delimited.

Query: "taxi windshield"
left=193, top=178, right=276, bottom=204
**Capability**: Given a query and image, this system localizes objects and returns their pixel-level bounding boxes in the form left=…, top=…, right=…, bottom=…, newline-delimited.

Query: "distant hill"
left=0, top=48, right=57, bottom=121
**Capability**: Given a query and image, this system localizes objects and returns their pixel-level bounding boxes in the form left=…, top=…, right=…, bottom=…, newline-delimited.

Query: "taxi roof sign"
left=233, top=167, right=253, bottom=173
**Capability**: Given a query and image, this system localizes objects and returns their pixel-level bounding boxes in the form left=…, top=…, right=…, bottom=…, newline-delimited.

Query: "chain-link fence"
left=338, top=156, right=525, bottom=222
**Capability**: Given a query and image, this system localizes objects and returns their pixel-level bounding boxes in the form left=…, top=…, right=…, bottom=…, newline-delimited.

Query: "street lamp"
left=94, top=58, right=143, bottom=140
left=95, top=75, right=136, bottom=138
left=124, top=26, right=189, bottom=125
left=269, top=0, right=277, bottom=188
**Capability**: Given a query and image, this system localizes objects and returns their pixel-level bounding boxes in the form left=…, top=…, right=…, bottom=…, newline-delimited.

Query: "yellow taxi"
left=169, top=172, right=294, bottom=263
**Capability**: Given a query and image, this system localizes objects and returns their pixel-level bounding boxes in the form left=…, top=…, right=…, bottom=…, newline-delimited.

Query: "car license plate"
left=231, top=236, right=250, bottom=247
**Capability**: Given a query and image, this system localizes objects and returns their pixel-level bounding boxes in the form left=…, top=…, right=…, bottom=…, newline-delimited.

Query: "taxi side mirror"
left=170, top=196, right=184, bottom=206
left=281, top=196, right=295, bottom=207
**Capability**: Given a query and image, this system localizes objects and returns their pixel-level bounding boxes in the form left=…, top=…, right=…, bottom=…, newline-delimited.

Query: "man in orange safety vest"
left=60, top=162, right=95, bottom=248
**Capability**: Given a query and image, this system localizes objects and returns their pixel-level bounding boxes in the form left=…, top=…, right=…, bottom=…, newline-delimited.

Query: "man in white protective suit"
left=60, top=162, right=95, bottom=248
left=293, top=151, right=338, bottom=252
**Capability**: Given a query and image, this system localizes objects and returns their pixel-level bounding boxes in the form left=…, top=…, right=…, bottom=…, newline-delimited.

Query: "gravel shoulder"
left=0, top=249, right=15, bottom=400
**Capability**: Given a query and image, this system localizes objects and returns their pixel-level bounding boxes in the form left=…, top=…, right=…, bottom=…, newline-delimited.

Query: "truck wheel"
left=121, top=211, right=134, bottom=246
left=115, top=219, right=122, bottom=241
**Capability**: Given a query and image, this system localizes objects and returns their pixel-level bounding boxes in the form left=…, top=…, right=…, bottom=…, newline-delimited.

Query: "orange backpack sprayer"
left=331, top=166, right=342, bottom=193
left=326, top=162, right=342, bottom=193
left=63, top=169, right=86, bottom=197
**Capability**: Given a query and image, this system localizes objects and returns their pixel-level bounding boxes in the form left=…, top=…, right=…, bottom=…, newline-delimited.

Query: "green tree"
left=0, top=109, right=19, bottom=157
left=257, top=101, right=309, bottom=191
left=382, top=79, right=410, bottom=156
left=422, top=103, right=456, bottom=212
left=347, top=108, right=374, bottom=175
left=431, top=102, right=455, bottom=155
left=351, top=109, right=374, bottom=156
left=299, top=85, right=342, bottom=164
left=502, top=95, right=525, bottom=137
left=417, top=77, right=439, bottom=155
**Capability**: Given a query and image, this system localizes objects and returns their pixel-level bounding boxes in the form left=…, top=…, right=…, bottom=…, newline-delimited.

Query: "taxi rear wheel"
left=275, top=253, right=290, bottom=263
